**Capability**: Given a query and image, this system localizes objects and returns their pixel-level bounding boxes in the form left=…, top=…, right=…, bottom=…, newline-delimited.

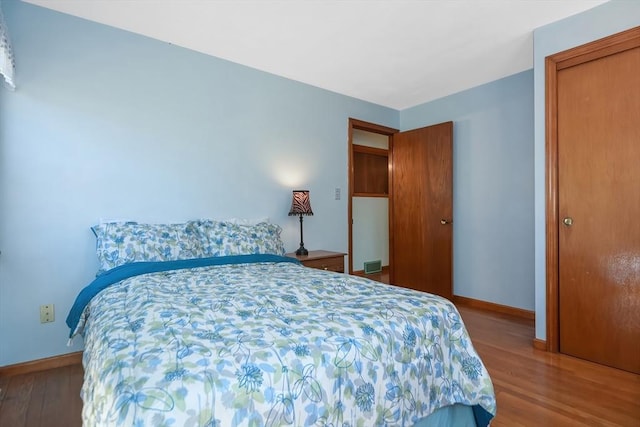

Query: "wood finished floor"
left=0, top=306, right=638, bottom=426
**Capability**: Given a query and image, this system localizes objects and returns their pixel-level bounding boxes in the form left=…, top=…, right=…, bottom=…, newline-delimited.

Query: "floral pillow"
left=236, top=221, right=286, bottom=256
left=195, top=220, right=286, bottom=257
left=92, top=221, right=204, bottom=274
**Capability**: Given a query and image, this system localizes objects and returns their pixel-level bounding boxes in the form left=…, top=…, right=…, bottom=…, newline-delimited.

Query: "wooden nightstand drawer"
left=300, top=256, right=344, bottom=272
left=286, top=250, right=346, bottom=273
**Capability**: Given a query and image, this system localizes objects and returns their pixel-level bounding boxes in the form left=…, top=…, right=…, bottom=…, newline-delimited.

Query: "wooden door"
left=557, top=44, right=640, bottom=373
left=390, top=122, right=453, bottom=300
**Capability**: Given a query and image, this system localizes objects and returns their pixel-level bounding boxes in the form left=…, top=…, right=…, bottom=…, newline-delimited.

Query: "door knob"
left=440, top=219, right=451, bottom=225
left=563, top=217, right=573, bottom=226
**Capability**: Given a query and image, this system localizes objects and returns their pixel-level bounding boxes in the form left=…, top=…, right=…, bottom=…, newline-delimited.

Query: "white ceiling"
left=24, top=0, right=608, bottom=110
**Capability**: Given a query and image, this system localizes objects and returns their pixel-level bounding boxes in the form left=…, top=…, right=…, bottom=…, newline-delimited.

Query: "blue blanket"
left=72, top=255, right=496, bottom=426
left=66, top=254, right=300, bottom=337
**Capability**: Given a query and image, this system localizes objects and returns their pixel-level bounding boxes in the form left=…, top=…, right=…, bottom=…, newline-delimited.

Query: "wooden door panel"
left=558, top=46, right=640, bottom=373
left=391, top=122, right=453, bottom=299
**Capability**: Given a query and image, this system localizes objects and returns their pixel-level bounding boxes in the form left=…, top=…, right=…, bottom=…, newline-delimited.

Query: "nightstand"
left=286, top=250, right=347, bottom=273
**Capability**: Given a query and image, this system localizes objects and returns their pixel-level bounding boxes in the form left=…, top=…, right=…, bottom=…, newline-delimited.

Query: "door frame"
left=347, top=118, right=398, bottom=275
left=545, top=26, right=640, bottom=352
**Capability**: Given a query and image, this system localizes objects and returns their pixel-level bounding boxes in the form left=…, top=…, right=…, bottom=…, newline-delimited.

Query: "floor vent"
left=364, top=260, right=382, bottom=274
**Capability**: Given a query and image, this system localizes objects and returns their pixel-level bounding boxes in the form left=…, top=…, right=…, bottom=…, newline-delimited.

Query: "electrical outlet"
left=335, top=187, right=341, bottom=200
left=40, top=304, right=55, bottom=323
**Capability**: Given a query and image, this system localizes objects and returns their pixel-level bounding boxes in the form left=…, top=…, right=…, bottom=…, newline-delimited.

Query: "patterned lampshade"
left=288, top=190, right=313, bottom=216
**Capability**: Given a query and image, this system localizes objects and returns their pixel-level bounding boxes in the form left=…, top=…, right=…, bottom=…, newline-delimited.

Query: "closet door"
left=557, top=44, right=640, bottom=374
left=390, top=122, right=453, bottom=300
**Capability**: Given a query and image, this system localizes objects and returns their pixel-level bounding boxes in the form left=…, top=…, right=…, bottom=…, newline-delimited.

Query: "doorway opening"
left=347, top=119, right=397, bottom=282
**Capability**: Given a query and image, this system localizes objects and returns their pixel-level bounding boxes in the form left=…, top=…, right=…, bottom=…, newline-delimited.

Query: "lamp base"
left=295, top=246, right=309, bottom=256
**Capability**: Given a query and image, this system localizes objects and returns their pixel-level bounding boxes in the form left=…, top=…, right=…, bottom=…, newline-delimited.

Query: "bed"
left=67, top=220, right=496, bottom=426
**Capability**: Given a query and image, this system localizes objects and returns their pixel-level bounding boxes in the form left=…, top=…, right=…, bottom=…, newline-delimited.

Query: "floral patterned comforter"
left=77, top=258, right=496, bottom=426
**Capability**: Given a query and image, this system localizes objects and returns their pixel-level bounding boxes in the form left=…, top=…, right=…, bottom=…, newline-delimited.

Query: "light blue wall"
left=0, top=0, right=398, bottom=366
left=532, top=0, right=640, bottom=340
left=401, top=70, right=535, bottom=311
left=352, top=197, right=389, bottom=269
left=3, top=0, right=636, bottom=366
